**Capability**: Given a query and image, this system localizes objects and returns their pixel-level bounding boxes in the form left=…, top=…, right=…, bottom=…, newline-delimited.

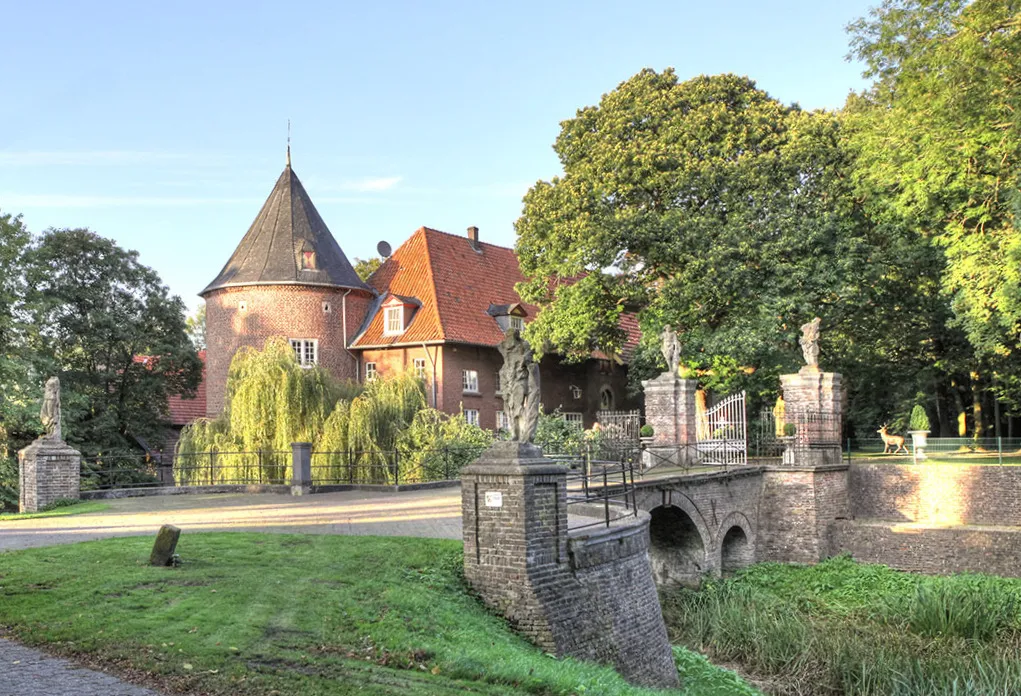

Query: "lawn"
left=0, top=500, right=108, bottom=521
left=662, top=555, right=1021, bottom=696
left=0, top=533, right=758, bottom=696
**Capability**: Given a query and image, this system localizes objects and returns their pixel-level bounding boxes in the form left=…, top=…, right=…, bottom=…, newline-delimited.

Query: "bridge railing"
left=557, top=456, right=639, bottom=531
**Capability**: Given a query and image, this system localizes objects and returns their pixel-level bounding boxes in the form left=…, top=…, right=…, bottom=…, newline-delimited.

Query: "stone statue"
left=660, top=325, right=681, bottom=376
left=40, top=376, right=62, bottom=441
left=799, top=317, right=822, bottom=368
left=497, top=329, right=541, bottom=442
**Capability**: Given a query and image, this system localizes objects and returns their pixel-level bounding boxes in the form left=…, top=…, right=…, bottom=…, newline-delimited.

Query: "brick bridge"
left=630, top=463, right=851, bottom=587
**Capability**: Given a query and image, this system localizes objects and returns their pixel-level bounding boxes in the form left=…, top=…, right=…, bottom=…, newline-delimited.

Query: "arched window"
left=600, top=387, right=615, bottom=410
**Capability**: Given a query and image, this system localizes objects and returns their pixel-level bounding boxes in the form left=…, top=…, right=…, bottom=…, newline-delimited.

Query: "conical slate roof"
left=200, top=165, right=371, bottom=296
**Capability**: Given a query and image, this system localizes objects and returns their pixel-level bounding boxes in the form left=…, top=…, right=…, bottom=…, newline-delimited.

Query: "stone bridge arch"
left=716, top=511, right=755, bottom=576
left=644, top=491, right=712, bottom=587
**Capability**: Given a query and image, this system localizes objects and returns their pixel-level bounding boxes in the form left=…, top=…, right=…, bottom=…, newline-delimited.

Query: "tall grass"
left=662, top=556, right=1021, bottom=696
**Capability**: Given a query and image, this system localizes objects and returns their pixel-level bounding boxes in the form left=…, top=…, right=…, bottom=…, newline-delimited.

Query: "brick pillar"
left=780, top=367, right=843, bottom=467
left=641, top=374, right=698, bottom=467
left=760, top=367, right=849, bottom=563
left=461, top=441, right=568, bottom=650
left=291, top=442, right=312, bottom=496
left=18, top=438, right=81, bottom=513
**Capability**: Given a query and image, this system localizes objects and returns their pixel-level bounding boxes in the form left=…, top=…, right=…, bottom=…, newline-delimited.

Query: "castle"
left=197, top=159, right=639, bottom=429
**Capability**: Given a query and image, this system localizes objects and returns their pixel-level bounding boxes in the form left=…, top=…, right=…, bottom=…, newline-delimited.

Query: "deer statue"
left=877, top=425, right=908, bottom=454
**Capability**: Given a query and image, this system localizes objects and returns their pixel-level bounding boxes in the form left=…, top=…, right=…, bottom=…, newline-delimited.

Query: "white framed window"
left=384, top=306, right=404, bottom=335
left=464, top=409, right=480, bottom=427
left=413, top=358, right=427, bottom=379
left=509, top=315, right=524, bottom=331
left=496, top=410, right=509, bottom=432
left=462, top=369, right=479, bottom=393
left=564, top=412, right=584, bottom=430
left=494, top=370, right=502, bottom=395
left=289, top=338, right=318, bottom=367
left=365, top=362, right=378, bottom=382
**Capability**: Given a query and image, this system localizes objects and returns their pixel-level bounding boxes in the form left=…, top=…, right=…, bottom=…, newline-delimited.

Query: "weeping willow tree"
left=346, top=372, right=427, bottom=483
left=177, top=337, right=467, bottom=485
left=177, top=337, right=359, bottom=484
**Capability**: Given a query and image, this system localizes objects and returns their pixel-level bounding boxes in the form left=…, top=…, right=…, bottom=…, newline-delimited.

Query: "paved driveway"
left=0, top=487, right=463, bottom=552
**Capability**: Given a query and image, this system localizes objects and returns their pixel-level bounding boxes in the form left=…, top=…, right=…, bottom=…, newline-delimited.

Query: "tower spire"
left=286, top=119, right=291, bottom=167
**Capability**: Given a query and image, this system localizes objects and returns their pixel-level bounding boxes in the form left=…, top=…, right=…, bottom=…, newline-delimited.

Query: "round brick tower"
left=200, top=159, right=375, bottom=417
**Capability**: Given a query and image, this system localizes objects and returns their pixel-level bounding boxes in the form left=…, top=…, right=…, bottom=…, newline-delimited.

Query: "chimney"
left=467, top=226, right=480, bottom=251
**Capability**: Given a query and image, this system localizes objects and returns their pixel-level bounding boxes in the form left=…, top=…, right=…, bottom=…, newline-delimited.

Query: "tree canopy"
left=515, top=45, right=1020, bottom=435
left=15, top=226, right=202, bottom=456
left=847, top=0, right=1021, bottom=397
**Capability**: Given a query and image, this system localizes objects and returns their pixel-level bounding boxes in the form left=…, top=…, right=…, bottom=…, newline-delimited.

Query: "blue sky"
left=1, top=0, right=876, bottom=314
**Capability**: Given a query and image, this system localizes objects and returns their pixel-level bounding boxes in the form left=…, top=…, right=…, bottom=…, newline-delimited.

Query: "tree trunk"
left=970, top=371, right=985, bottom=439
left=951, top=379, right=968, bottom=436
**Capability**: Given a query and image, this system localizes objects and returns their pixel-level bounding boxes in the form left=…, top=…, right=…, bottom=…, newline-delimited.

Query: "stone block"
left=149, top=524, right=181, bottom=566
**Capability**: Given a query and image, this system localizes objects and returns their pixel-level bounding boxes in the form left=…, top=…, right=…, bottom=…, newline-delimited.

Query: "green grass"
left=0, top=533, right=755, bottom=695
left=0, top=500, right=108, bottom=521
left=662, top=555, right=1021, bottom=696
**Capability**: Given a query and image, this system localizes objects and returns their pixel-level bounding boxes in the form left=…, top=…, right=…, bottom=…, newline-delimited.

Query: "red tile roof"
left=351, top=227, right=641, bottom=361
left=168, top=350, right=206, bottom=425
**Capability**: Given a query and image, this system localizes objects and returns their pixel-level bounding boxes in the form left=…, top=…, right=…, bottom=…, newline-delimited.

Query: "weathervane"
left=286, top=119, right=291, bottom=167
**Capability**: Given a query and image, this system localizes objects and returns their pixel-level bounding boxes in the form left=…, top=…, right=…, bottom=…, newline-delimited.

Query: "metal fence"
left=309, top=445, right=487, bottom=485
left=81, top=443, right=490, bottom=491
left=848, top=437, right=1021, bottom=464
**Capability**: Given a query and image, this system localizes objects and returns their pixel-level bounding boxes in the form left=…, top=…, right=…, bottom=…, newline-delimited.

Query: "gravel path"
left=0, top=638, right=163, bottom=695
left=0, top=487, right=462, bottom=552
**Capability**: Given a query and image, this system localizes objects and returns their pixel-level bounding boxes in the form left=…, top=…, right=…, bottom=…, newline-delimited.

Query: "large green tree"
left=22, top=228, right=202, bottom=456
left=847, top=0, right=1021, bottom=404
left=516, top=71, right=930, bottom=408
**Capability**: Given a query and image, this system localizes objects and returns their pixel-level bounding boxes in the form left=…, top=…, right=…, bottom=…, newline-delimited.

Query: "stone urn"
left=909, top=430, right=929, bottom=461
left=780, top=436, right=797, bottom=466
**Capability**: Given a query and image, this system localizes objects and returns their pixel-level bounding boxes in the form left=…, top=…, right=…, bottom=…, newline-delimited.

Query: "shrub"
left=640, top=424, right=654, bottom=438
left=909, top=405, right=931, bottom=432
left=783, top=422, right=797, bottom=437
left=0, top=455, right=18, bottom=511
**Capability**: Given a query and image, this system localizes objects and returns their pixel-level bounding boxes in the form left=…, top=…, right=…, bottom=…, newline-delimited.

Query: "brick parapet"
left=848, top=462, right=1021, bottom=527
left=461, top=442, right=678, bottom=688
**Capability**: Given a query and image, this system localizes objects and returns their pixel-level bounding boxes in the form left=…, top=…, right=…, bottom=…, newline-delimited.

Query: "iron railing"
left=80, top=443, right=489, bottom=491
left=561, top=456, right=639, bottom=531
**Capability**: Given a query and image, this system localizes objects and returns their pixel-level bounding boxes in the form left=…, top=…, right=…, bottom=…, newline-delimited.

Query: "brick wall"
left=849, top=462, right=1021, bottom=526
left=204, top=285, right=373, bottom=416
left=758, top=465, right=850, bottom=563
left=831, top=521, right=1021, bottom=578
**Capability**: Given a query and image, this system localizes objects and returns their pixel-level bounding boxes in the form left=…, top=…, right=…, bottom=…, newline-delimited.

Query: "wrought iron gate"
left=695, top=391, right=747, bottom=466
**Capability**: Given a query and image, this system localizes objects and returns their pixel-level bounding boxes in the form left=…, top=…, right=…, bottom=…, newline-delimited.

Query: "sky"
left=1, top=0, right=877, bottom=314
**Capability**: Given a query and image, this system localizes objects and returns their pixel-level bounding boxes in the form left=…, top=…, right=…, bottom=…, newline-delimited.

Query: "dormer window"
left=380, top=294, right=420, bottom=336
left=301, top=250, right=317, bottom=270
left=384, top=306, right=404, bottom=335
left=487, top=302, right=528, bottom=333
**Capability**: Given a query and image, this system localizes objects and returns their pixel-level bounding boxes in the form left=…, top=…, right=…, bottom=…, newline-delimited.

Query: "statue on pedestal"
left=497, top=329, right=541, bottom=442
left=799, top=317, right=821, bottom=369
left=40, top=376, right=62, bottom=441
left=660, top=325, right=681, bottom=377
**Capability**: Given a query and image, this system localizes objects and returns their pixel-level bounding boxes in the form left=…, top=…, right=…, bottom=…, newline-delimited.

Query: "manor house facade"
left=198, top=161, right=638, bottom=431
